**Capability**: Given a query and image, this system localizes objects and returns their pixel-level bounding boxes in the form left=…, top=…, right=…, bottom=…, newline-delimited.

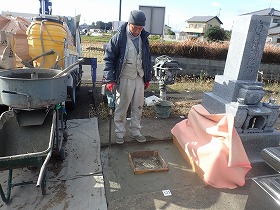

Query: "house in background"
left=242, top=8, right=280, bottom=43
left=164, top=25, right=172, bottom=35
left=183, top=16, right=223, bottom=37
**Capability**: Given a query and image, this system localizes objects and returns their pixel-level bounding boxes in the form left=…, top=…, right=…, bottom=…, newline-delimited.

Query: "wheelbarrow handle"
left=52, top=58, right=84, bottom=78
left=2, top=90, right=32, bottom=109
left=36, top=112, right=56, bottom=187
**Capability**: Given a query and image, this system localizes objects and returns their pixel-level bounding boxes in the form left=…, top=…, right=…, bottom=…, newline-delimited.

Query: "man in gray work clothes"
left=103, top=10, right=152, bottom=144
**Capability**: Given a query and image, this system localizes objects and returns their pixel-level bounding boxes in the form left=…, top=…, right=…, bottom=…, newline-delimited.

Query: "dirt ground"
left=66, top=82, right=97, bottom=120
left=66, top=82, right=204, bottom=119
left=66, top=82, right=280, bottom=133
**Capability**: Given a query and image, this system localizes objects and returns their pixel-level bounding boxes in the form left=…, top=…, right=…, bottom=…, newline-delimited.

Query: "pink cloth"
left=171, top=104, right=251, bottom=189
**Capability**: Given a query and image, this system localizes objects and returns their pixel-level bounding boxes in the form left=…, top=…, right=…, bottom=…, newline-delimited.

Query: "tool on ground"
left=102, top=83, right=116, bottom=147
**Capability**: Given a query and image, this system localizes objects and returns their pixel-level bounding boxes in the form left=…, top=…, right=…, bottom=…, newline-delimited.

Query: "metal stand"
left=159, top=81, right=166, bottom=100
left=153, top=55, right=182, bottom=100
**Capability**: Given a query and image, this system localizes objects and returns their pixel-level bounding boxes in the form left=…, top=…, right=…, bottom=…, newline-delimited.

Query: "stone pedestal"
left=201, top=14, right=280, bottom=163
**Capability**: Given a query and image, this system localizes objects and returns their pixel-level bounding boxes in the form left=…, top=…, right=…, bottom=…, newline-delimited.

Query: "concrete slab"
left=98, top=117, right=183, bottom=146
left=101, top=140, right=277, bottom=210
left=0, top=118, right=107, bottom=209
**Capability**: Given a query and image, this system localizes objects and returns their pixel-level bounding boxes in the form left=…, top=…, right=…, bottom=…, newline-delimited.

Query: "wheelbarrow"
left=0, top=110, right=56, bottom=204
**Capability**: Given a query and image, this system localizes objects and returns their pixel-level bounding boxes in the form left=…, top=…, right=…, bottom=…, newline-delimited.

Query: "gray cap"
left=128, top=10, right=146, bottom=26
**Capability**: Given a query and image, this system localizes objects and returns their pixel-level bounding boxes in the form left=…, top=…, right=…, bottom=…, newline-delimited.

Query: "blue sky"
left=1, top=0, right=280, bottom=31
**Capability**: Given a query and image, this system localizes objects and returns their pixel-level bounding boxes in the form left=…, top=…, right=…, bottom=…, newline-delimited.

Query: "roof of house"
left=186, top=16, right=223, bottom=24
left=268, top=25, right=280, bottom=34
left=241, top=8, right=280, bottom=17
left=241, top=7, right=280, bottom=35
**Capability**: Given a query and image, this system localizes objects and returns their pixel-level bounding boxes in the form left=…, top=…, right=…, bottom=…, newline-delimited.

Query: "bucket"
left=155, top=100, right=172, bottom=118
left=26, top=18, right=67, bottom=69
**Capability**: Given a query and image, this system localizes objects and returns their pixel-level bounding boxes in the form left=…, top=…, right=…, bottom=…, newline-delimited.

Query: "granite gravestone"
left=202, top=14, right=280, bottom=163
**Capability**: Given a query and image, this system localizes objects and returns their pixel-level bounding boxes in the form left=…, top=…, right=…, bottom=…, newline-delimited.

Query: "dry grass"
left=262, top=43, right=280, bottom=64
left=263, top=81, right=280, bottom=104
left=81, top=41, right=104, bottom=63
left=81, top=35, right=280, bottom=64
left=150, top=39, right=229, bottom=60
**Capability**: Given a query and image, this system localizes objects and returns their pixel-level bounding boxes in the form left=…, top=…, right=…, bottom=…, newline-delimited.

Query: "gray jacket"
left=103, top=22, right=152, bottom=84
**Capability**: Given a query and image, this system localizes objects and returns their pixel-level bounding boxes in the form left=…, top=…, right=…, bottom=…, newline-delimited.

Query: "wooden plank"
left=172, top=135, right=205, bottom=181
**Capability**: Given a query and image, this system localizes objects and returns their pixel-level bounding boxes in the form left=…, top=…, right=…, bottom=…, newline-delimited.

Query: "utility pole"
left=119, top=0, right=122, bottom=21
left=168, top=15, right=170, bottom=26
left=217, top=8, right=221, bottom=17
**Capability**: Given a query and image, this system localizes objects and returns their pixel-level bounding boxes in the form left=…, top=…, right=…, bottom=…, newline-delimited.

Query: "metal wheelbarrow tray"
left=0, top=110, right=55, bottom=203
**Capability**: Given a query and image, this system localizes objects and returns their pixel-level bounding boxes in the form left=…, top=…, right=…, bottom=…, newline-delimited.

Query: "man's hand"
left=106, top=82, right=116, bottom=92
left=144, top=82, right=150, bottom=90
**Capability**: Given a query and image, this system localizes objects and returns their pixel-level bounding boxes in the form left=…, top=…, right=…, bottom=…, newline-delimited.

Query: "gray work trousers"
left=114, top=75, right=144, bottom=138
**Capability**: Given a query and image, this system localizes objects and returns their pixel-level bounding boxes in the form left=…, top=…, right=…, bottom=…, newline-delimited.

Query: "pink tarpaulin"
left=171, top=104, right=251, bottom=189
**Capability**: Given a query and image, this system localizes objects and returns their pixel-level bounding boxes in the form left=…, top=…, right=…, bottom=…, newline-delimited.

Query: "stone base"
left=240, top=130, right=280, bottom=164
left=212, top=75, right=263, bottom=102
left=202, top=92, right=275, bottom=134
left=202, top=91, right=248, bottom=116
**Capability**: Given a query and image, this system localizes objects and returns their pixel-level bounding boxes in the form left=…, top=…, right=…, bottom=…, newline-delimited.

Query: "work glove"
left=106, top=82, right=116, bottom=92
left=144, top=82, right=150, bottom=90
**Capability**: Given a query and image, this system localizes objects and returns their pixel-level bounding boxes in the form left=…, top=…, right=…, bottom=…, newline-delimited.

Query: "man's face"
left=128, top=23, right=144, bottom=37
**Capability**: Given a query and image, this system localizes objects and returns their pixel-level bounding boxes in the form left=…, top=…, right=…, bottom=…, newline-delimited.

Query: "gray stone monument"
left=202, top=15, right=280, bottom=163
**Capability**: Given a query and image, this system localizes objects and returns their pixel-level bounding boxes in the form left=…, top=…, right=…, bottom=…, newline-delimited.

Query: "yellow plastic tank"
left=26, top=18, right=67, bottom=69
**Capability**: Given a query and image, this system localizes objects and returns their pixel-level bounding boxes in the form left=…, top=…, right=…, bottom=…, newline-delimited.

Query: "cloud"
left=212, top=2, right=220, bottom=7
left=268, top=0, right=280, bottom=3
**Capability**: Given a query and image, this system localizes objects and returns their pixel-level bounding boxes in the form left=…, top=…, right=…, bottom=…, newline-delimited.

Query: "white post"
left=41, top=0, right=46, bottom=17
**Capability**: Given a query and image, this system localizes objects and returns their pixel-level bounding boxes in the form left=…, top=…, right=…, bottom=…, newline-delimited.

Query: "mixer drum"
left=0, top=69, right=67, bottom=109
